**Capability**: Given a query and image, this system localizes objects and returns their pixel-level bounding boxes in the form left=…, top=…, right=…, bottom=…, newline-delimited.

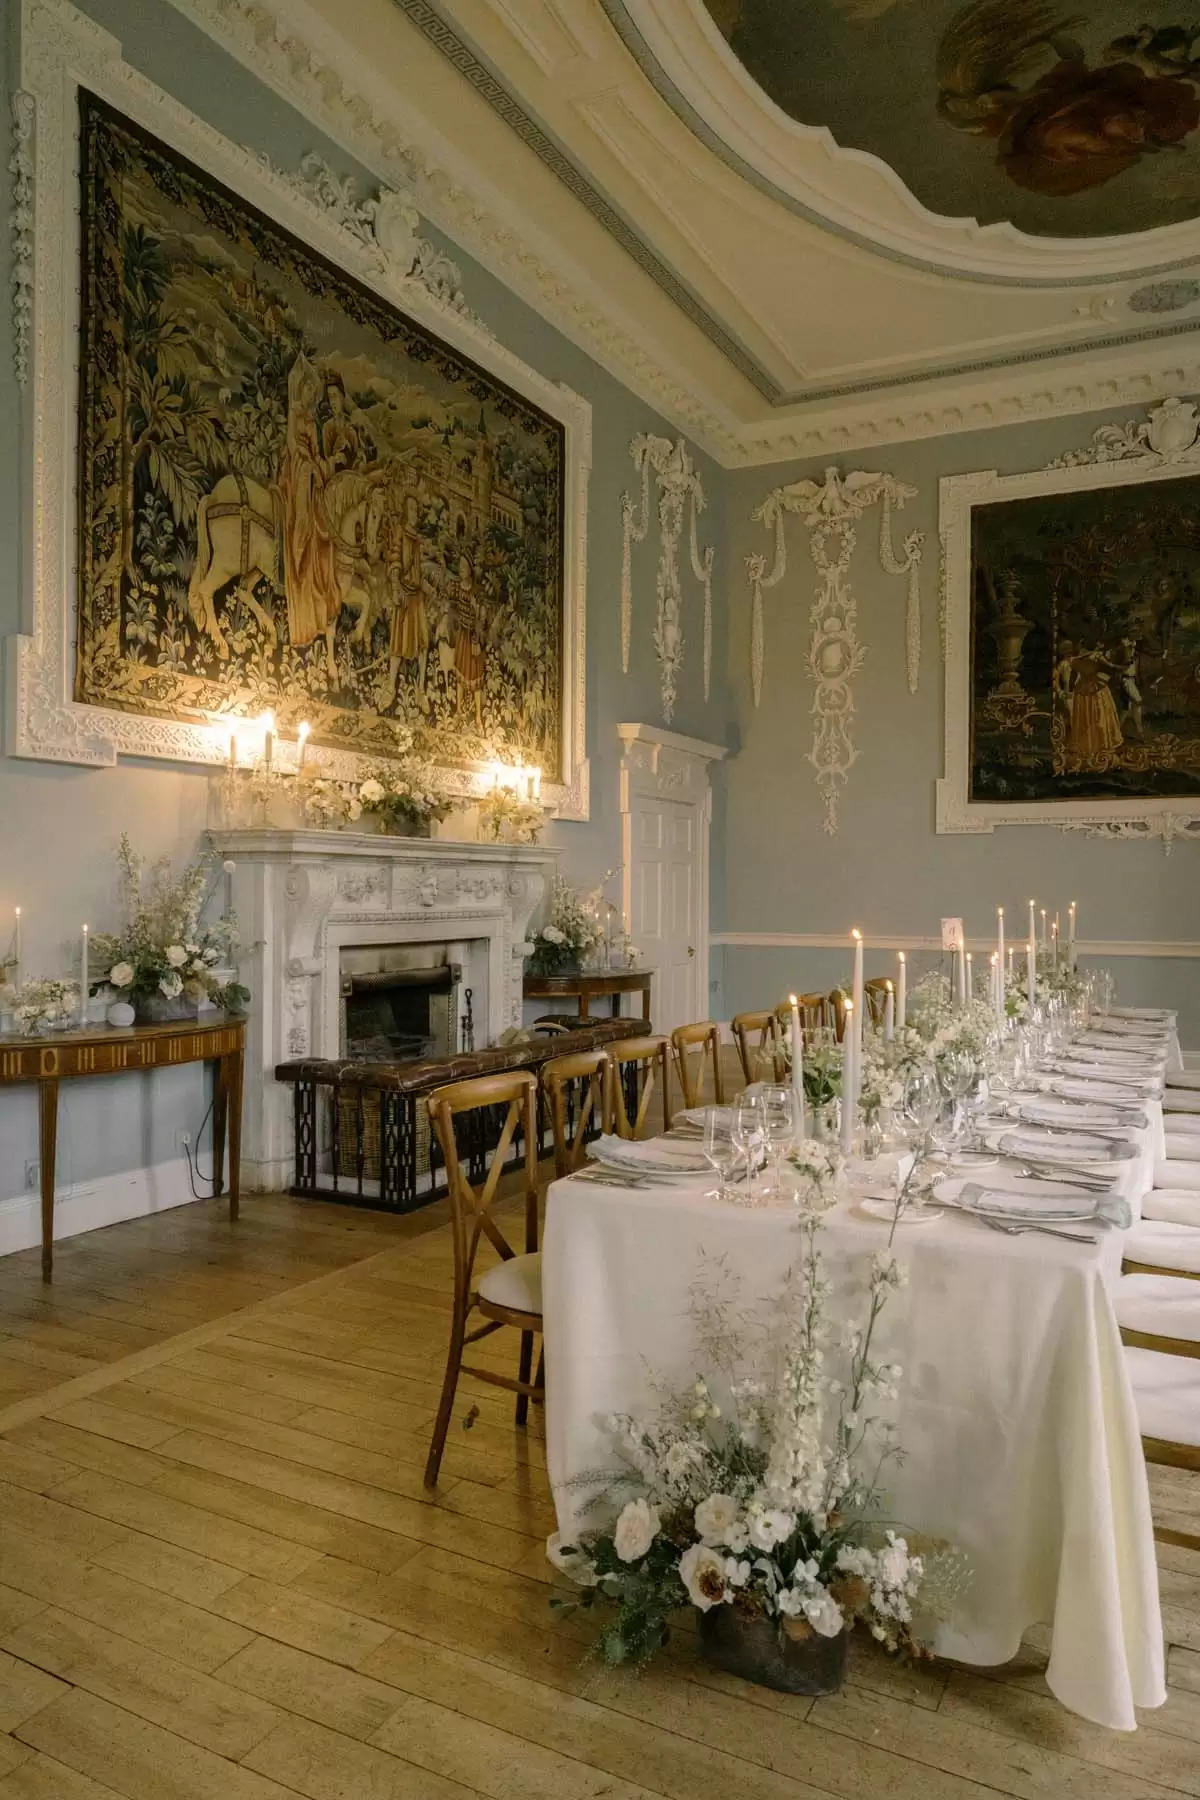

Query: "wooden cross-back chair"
left=775, top=993, right=834, bottom=1039
left=864, top=978, right=891, bottom=1030
left=671, top=1021, right=725, bottom=1109
left=606, top=1035, right=672, bottom=1139
left=1118, top=1269, right=1200, bottom=1552
left=731, top=1010, right=784, bottom=1086
left=541, top=1049, right=609, bottom=1178
left=827, top=989, right=849, bottom=1042
left=424, top=1070, right=541, bottom=1488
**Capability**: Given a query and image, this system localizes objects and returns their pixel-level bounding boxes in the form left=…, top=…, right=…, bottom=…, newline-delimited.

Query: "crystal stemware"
left=730, top=1092, right=767, bottom=1205
left=701, top=1107, right=737, bottom=1201
left=759, top=1083, right=798, bottom=1197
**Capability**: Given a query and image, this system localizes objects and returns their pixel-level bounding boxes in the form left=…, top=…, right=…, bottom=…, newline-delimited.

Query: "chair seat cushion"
left=1145, top=1190, right=1200, bottom=1229
left=1117, top=1272, right=1200, bottom=1341
left=1125, top=1219, right=1200, bottom=1275
left=1154, top=1160, right=1200, bottom=1193
left=476, top=1252, right=542, bottom=1315
left=1166, top=1132, right=1200, bottom=1160
left=1167, top=1070, right=1200, bottom=1092
left=1164, top=1092, right=1200, bottom=1114
left=1126, top=1346, right=1200, bottom=1448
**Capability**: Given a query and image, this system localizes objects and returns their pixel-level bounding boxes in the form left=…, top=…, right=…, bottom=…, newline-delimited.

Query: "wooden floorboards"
left=0, top=1188, right=1195, bottom=1798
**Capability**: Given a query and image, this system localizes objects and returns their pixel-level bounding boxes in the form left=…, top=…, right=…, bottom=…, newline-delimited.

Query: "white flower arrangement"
left=12, top=977, right=79, bottom=1036
left=552, top=1213, right=966, bottom=1669
left=92, top=836, right=248, bottom=1015
left=356, top=758, right=452, bottom=834
left=527, top=876, right=605, bottom=976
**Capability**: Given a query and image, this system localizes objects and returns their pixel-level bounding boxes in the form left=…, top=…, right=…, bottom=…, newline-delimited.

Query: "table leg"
left=38, top=1077, right=59, bottom=1283
left=212, top=1056, right=229, bottom=1200
left=611, top=993, right=620, bottom=1018
left=226, top=1047, right=243, bottom=1223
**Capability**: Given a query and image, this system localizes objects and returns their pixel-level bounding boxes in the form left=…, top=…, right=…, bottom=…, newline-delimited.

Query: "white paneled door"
left=619, top=724, right=727, bottom=1040
left=628, top=793, right=700, bottom=1036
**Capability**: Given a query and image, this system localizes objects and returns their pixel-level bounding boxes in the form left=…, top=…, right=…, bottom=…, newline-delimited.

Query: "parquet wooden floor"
left=0, top=1187, right=1196, bottom=1799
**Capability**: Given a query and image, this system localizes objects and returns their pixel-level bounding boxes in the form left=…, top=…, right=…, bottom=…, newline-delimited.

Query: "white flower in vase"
left=159, top=971, right=184, bottom=999
left=108, top=962, right=134, bottom=989
left=678, top=1543, right=730, bottom=1611
left=694, top=1492, right=741, bottom=1546
left=613, top=1498, right=660, bottom=1563
left=359, top=779, right=386, bottom=806
left=165, top=945, right=188, bottom=968
left=541, top=925, right=566, bottom=946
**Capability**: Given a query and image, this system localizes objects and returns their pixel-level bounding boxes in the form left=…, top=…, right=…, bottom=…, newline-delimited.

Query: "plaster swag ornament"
left=9, top=91, right=34, bottom=388
left=620, top=434, right=714, bottom=723
left=1059, top=816, right=1200, bottom=852
left=746, top=467, right=924, bottom=833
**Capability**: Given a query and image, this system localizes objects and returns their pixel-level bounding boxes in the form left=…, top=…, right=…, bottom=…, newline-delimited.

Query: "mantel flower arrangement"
left=552, top=1188, right=965, bottom=1689
left=356, top=757, right=452, bottom=838
left=478, top=783, right=543, bottom=845
left=92, top=837, right=249, bottom=1023
left=527, top=876, right=605, bottom=976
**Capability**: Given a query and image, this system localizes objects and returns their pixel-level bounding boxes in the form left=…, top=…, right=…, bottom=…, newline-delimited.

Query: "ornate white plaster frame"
left=937, top=396, right=1200, bottom=837
left=6, top=0, right=591, bottom=819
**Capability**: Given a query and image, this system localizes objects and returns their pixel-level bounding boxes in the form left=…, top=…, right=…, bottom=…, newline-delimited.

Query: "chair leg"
left=425, top=1312, right=466, bottom=1489
left=532, top=1345, right=546, bottom=1407
left=515, top=1329, right=534, bottom=1428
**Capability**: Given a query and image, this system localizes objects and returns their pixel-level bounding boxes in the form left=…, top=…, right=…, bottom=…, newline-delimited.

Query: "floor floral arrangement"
left=550, top=1161, right=967, bottom=1691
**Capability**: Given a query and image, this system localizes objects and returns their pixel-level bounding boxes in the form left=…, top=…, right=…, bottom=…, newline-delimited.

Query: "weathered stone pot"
left=698, top=1606, right=847, bottom=1696
left=134, top=992, right=201, bottom=1025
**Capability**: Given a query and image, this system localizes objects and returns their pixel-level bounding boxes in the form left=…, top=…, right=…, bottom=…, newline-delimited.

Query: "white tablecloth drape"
left=544, top=1090, right=1167, bottom=1731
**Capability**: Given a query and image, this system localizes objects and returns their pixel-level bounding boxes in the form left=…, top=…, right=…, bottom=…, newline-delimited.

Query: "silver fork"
left=978, top=1216, right=1098, bottom=1245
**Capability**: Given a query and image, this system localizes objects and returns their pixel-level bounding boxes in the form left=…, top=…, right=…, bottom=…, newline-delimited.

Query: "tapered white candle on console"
left=80, top=924, right=88, bottom=1016
left=840, top=999, right=857, bottom=1154
left=884, top=980, right=894, bottom=1042
left=261, top=711, right=274, bottom=769
left=788, top=993, right=805, bottom=1137
left=297, top=721, right=311, bottom=770
left=13, top=908, right=21, bottom=989
left=896, top=952, right=906, bottom=1030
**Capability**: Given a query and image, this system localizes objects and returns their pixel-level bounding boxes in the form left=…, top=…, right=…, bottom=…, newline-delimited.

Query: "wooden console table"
left=523, top=968, right=653, bottom=1024
left=0, top=1014, right=245, bottom=1281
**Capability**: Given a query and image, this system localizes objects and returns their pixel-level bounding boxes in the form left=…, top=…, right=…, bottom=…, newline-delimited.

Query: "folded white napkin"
left=1001, top=1126, right=1135, bottom=1164
left=1019, top=1098, right=1146, bottom=1131
left=587, top=1134, right=711, bottom=1175
left=1048, top=1073, right=1159, bottom=1102
left=955, top=1181, right=1128, bottom=1229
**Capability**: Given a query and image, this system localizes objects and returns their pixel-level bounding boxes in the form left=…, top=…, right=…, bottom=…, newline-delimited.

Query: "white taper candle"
left=788, top=993, right=805, bottom=1137
left=896, top=952, right=906, bottom=1030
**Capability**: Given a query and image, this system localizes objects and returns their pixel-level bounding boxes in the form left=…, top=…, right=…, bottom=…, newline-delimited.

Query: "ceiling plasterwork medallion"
left=621, top=435, right=714, bottom=722
left=746, top=467, right=923, bottom=833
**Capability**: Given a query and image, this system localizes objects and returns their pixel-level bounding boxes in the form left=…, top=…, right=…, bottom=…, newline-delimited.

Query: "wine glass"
left=730, top=1092, right=766, bottom=1205
left=936, top=1051, right=975, bottom=1148
left=902, top=1069, right=942, bottom=1163
left=759, top=1084, right=798, bottom=1197
left=701, top=1107, right=736, bottom=1201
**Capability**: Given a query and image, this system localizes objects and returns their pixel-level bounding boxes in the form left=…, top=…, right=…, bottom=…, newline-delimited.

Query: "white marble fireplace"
left=212, top=830, right=558, bottom=1192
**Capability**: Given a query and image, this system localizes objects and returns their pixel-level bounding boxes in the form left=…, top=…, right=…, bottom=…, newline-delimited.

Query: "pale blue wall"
left=0, top=1, right=729, bottom=1203
left=715, top=410, right=1200, bottom=1042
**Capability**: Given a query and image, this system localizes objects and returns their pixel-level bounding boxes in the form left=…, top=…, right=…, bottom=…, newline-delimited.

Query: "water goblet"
left=730, top=1092, right=767, bottom=1205
left=701, top=1107, right=736, bottom=1202
left=902, top=1068, right=943, bottom=1164
left=759, top=1084, right=798, bottom=1197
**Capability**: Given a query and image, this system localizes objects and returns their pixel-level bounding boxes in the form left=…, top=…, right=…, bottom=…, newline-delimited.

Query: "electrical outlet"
left=25, top=1160, right=39, bottom=1189
left=177, top=1129, right=192, bottom=1152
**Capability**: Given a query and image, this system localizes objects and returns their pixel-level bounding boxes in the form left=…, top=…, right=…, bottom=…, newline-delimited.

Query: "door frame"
left=618, top=722, right=728, bottom=1029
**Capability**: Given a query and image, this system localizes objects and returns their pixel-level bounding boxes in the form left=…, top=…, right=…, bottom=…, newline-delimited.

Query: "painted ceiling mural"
left=702, top=1, right=1200, bottom=237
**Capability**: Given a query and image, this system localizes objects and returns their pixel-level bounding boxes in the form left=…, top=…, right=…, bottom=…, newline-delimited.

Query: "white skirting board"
left=0, top=1156, right=211, bottom=1259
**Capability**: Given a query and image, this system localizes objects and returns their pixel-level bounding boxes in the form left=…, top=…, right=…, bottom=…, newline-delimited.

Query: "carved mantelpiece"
left=211, top=830, right=558, bottom=1191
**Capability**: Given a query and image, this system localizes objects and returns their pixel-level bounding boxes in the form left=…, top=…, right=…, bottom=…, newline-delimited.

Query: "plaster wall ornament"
left=260, top=151, right=487, bottom=333
left=937, top=395, right=1200, bottom=836
left=620, top=434, right=714, bottom=721
left=9, top=91, right=34, bottom=388
left=746, top=466, right=923, bottom=833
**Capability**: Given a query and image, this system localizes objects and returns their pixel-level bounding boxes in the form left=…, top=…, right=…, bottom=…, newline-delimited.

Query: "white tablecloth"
left=544, top=1047, right=1169, bottom=1732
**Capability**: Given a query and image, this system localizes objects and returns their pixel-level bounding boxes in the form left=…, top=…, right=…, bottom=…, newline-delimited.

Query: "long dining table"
left=543, top=1009, right=1178, bottom=1732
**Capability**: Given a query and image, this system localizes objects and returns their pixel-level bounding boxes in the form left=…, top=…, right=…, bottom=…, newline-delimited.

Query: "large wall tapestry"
left=75, top=93, right=566, bottom=776
left=969, top=474, right=1200, bottom=805
left=703, top=2, right=1200, bottom=239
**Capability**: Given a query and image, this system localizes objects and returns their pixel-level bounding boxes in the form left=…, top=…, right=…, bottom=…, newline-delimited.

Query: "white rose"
left=190, top=959, right=207, bottom=976
left=693, top=1493, right=741, bottom=1547
left=165, top=945, right=187, bottom=968
left=542, top=925, right=566, bottom=946
left=359, top=779, right=386, bottom=805
left=202, top=946, right=220, bottom=964
left=613, top=1497, right=659, bottom=1563
left=108, top=962, right=134, bottom=989
left=748, top=1509, right=795, bottom=1552
left=159, top=971, right=183, bottom=999
left=678, top=1543, right=729, bottom=1612
left=346, top=799, right=363, bottom=821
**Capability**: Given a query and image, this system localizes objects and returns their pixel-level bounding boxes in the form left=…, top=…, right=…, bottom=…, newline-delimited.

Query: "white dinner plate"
left=857, top=1195, right=943, bottom=1226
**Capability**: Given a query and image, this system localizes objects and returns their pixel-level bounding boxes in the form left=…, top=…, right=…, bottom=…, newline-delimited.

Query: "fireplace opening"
left=339, top=945, right=460, bottom=1064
